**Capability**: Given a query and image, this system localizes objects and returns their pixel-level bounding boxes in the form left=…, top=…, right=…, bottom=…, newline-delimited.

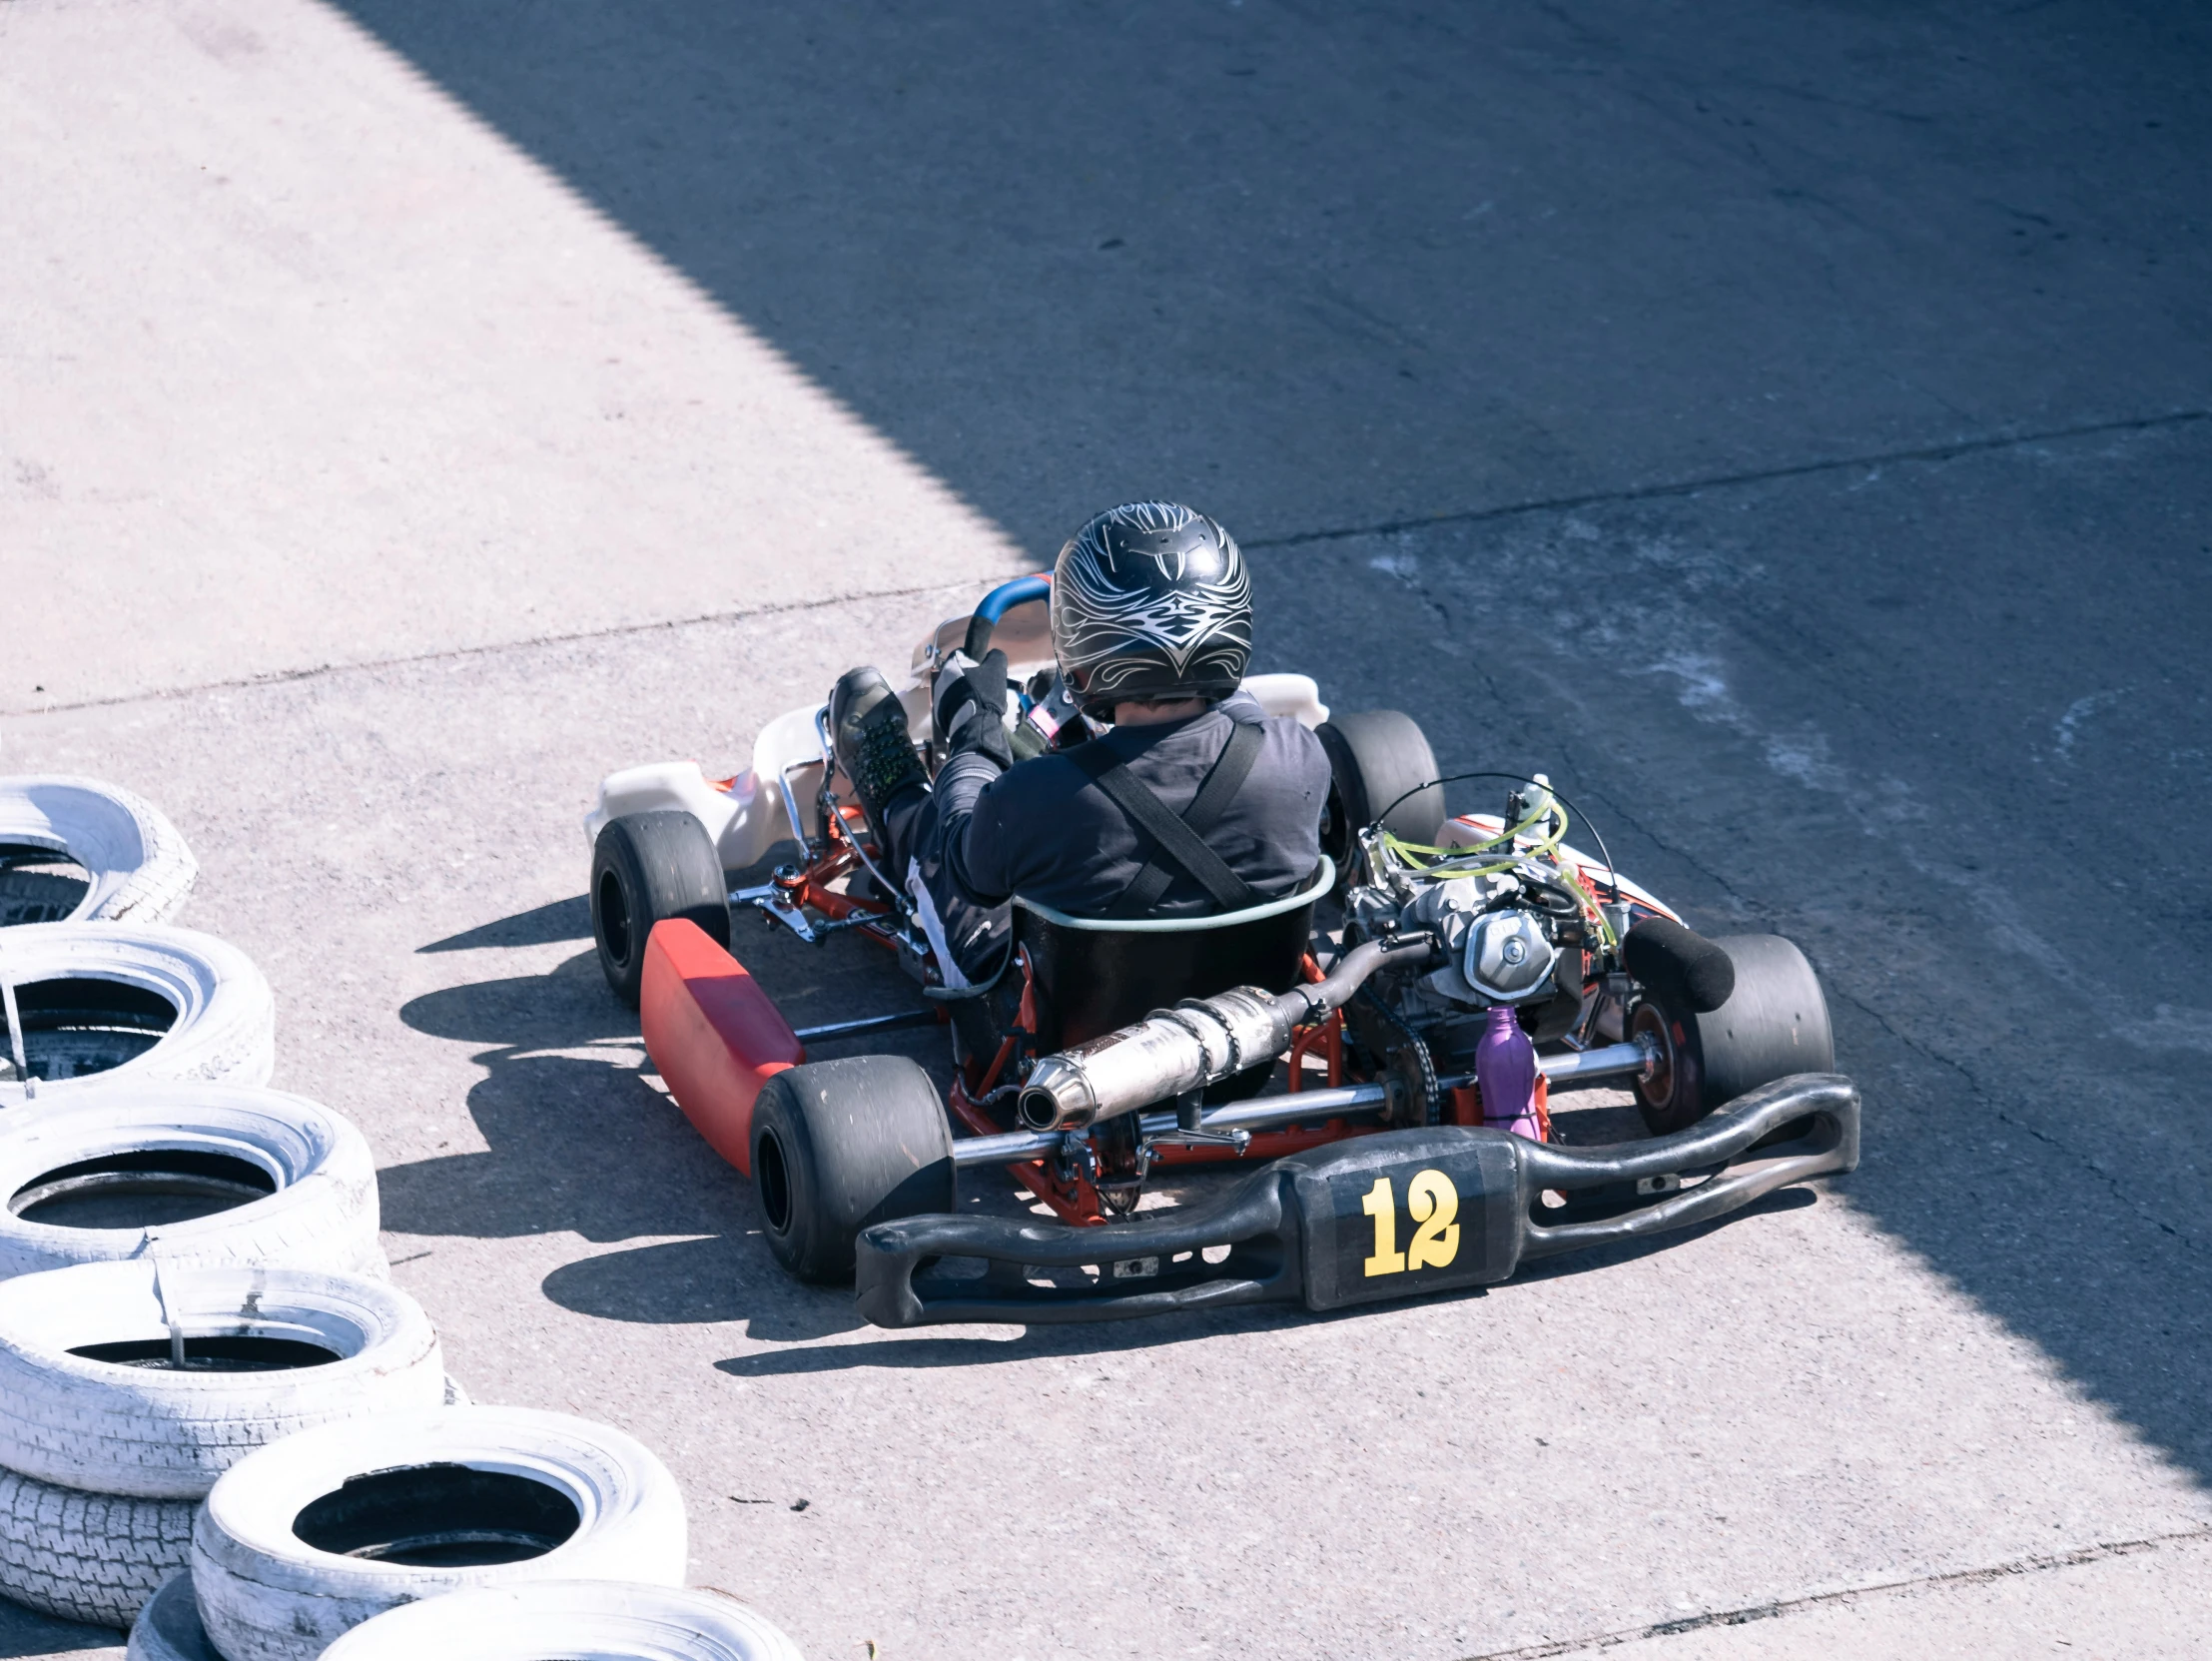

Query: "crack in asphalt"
left=1830, top=985, right=2203, bottom=1257
left=1241, top=408, right=2212, bottom=550
left=8, top=409, right=2207, bottom=723
left=0, top=575, right=1004, bottom=720
left=1458, top=1524, right=2212, bottom=1659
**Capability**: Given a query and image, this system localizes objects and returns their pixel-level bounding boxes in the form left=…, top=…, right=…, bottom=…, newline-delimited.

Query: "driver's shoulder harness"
left=1064, top=717, right=1266, bottom=918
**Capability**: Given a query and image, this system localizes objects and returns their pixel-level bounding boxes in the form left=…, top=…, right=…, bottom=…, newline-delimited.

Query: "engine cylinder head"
left=1464, top=909, right=1557, bottom=1004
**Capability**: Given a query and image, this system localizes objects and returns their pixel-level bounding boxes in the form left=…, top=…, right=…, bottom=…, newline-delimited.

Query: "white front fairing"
left=582, top=698, right=883, bottom=874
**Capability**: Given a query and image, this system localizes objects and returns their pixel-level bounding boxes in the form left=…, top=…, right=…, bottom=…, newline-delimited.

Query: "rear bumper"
left=855, top=1073, right=1858, bottom=1325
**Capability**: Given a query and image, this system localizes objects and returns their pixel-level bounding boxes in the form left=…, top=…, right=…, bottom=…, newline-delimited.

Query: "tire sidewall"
left=590, top=823, right=650, bottom=1005
left=748, top=1059, right=954, bottom=1285
left=0, top=922, right=274, bottom=1101
left=0, top=1084, right=381, bottom=1281
left=127, top=1573, right=220, bottom=1661
left=193, top=1407, right=686, bottom=1661
left=316, top=1581, right=805, bottom=1661
left=749, top=1074, right=832, bottom=1281
left=591, top=812, right=729, bottom=1009
left=1633, top=934, right=1834, bottom=1132
left=1314, top=710, right=1444, bottom=874
left=0, top=776, right=198, bottom=928
left=0, top=1261, right=441, bottom=1499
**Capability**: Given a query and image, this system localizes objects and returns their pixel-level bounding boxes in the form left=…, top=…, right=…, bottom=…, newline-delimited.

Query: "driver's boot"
left=828, top=666, right=928, bottom=856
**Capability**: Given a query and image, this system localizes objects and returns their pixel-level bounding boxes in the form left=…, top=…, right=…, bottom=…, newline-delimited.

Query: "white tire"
left=0, top=923, right=272, bottom=1101
left=194, top=1406, right=688, bottom=1661
left=0, top=1260, right=443, bottom=1499
left=0, top=1465, right=194, bottom=1630
left=319, top=1581, right=805, bottom=1661
left=0, top=1082, right=382, bottom=1281
left=126, top=1572, right=220, bottom=1661
left=0, top=777, right=197, bottom=928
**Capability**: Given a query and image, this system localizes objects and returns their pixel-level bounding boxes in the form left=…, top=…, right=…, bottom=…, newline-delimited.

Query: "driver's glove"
left=933, top=648, right=1014, bottom=768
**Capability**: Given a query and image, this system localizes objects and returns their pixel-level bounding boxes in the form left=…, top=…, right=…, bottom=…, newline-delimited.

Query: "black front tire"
left=590, top=811, right=730, bottom=1008
left=750, top=1056, right=956, bottom=1283
left=1315, top=709, right=1446, bottom=878
left=1632, top=933, right=1835, bottom=1135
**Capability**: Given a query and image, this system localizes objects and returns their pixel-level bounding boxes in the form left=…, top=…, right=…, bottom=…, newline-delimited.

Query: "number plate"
left=1284, top=1130, right=1526, bottom=1310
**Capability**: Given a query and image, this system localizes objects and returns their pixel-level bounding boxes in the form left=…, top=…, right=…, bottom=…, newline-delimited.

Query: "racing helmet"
left=1050, top=501, right=1253, bottom=718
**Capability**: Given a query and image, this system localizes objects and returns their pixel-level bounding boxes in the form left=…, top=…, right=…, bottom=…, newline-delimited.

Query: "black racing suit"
left=879, top=690, right=1333, bottom=986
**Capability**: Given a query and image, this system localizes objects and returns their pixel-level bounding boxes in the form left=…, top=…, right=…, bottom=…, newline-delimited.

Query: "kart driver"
left=826, top=500, right=1333, bottom=989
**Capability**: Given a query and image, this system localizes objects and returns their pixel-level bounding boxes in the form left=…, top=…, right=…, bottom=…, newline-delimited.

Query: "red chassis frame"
left=640, top=829, right=1552, bottom=1229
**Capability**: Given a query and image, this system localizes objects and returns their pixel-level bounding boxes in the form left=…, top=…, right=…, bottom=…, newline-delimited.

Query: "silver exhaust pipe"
left=1015, top=935, right=1436, bottom=1133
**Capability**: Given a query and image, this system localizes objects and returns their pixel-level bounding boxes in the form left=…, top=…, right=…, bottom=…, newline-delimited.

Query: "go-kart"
left=584, top=576, right=1858, bottom=1326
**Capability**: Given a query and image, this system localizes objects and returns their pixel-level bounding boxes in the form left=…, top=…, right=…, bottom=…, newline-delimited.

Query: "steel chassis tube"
left=950, top=1044, right=1652, bottom=1169
left=793, top=1008, right=942, bottom=1045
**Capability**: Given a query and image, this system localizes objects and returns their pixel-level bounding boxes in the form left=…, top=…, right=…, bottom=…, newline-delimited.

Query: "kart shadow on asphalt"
left=386, top=893, right=1842, bottom=1356
left=388, top=890, right=1034, bottom=1343
left=709, top=1187, right=1822, bottom=1376
left=419, top=894, right=595, bottom=954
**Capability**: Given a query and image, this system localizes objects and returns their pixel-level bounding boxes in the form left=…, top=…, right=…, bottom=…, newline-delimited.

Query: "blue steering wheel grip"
left=963, top=573, right=1053, bottom=659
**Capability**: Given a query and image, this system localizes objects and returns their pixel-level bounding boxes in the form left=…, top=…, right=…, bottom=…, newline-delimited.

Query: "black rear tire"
left=1632, top=933, right=1835, bottom=1135
left=590, top=811, right=730, bottom=1008
left=750, top=1056, right=956, bottom=1283
left=1315, top=710, right=1445, bottom=876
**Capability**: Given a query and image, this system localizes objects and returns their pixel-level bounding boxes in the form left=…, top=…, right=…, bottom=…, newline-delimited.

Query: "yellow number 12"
left=1361, top=1169, right=1461, bottom=1277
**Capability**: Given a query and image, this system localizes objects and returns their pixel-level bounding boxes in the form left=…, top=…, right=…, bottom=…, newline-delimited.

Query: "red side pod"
left=639, top=920, right=805, bottom=1176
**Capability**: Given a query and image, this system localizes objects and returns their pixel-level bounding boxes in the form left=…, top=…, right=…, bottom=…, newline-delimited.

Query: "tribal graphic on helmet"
left=1051, top=502, right=1253, bottom=718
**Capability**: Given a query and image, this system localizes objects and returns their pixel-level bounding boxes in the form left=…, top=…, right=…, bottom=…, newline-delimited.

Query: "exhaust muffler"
left=1016, top=935, right=1435, bottom=1133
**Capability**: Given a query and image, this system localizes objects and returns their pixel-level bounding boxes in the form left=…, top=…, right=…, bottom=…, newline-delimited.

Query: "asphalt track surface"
left=2, top=2, right=2208, bottom=1656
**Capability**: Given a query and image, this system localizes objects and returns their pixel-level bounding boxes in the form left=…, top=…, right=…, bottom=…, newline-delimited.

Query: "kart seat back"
left=1014, top=858, right=1332, bottom=1052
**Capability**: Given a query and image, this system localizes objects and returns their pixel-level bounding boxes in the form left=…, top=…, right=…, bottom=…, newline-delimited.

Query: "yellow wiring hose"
left=1380, top=802, right=1621, bottom=950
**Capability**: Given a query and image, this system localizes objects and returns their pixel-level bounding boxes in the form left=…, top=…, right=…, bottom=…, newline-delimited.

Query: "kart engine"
left=1346, top=786, right=1610, bottom=1046
left=1332, top=778, right=1638, bottom=1136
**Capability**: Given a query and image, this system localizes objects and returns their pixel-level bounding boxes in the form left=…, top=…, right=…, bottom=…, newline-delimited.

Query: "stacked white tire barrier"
left=0, top=925, right=273, bottom=1102
left=0, top=778, right=197, bottom=927
left=320, top=1581, right=806, bottom=1660
left=4, top=779, right=796, bottom=1654
left=0, top=1262, right=446, bottom=1628
left=0, top=1470, right=196, bottom=1631
left=125, top=1573, right=219, bottom=1661
left=0, top=1084, right=385, bottom=1280
left=193, top=1407, right=689, bottom=1661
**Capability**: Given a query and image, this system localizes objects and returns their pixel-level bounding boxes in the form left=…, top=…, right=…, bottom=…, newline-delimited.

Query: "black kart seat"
left=1014, top=858, right=1333, bottom=1054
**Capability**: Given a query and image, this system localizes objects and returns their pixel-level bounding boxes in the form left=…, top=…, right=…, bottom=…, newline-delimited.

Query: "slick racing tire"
left=127, top=1573, right=220, bottom=1661
left=1632, top=933, right=1836, bottom=1136
left=0, top=923, right=273, bottom=1099
left=318, top=1581, right=805, bottom=1661
left=1315, top=710, right=1445, bottom=879
left=750, top=1055, right=955, bottom=1284
left=0, top=1465, right=195, bottom=1630
left=0, top=1261, right=444, bottom=1499
left=593, top=811, right=731, bottom=1008
left=0, top=777, right=198, bottom=929
left=0, top=1083, right=383, bottom=1281
left=193, top=1406, right=688, bottom=1661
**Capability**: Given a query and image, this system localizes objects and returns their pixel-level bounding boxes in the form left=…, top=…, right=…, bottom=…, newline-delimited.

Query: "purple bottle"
left=1476, top=1004, right=1543, bottom=1141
